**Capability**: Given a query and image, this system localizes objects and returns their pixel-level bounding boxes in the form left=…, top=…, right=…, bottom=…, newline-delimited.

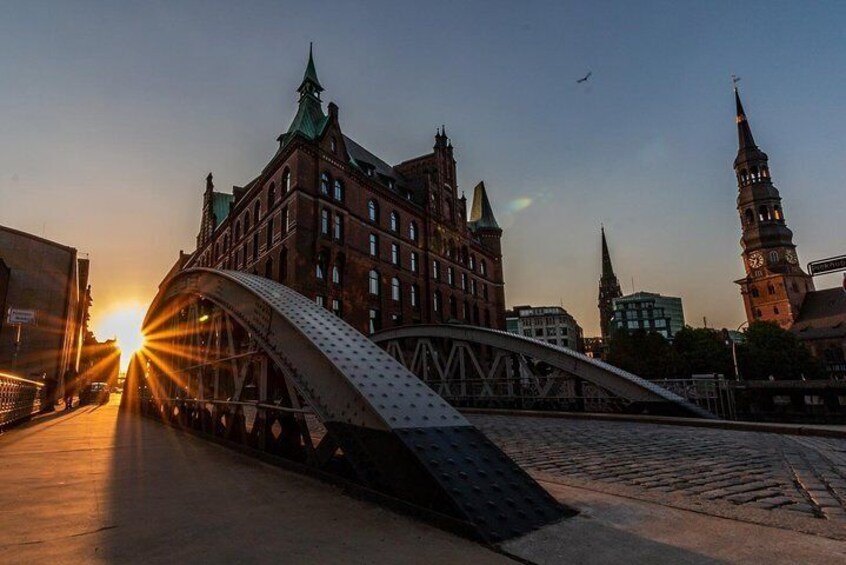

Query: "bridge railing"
left=0, top=371, right=44, bottom=429
left=651, top=376, right=737, bottom=420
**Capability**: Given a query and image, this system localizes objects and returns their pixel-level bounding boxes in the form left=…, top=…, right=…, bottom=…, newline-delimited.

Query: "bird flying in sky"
left=577, top=71, right=592, bottom=84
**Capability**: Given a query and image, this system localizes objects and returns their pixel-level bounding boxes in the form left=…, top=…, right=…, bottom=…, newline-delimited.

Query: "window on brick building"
left=316, top=251, right=328, bottom=280
left=254, top=201, right=261, bottom=222
left=751, top=287, right=760, bottom=298
left=333, top=215, right=344, bottom=241
left=767, top=283, right=776, bottom=295
left=410, top=251, right=418, bottom=273
left=449, top=296, right=457, bottom=319
left=447, top=267, right=454, bottom=287
left=409, top=221, right=417, bottom=242
left=330, top=137, right=337, bottom=154
left=432, top=260, right=440, bottom=280
left=463, top=300, right=469, bottom=320
left=267, top=216, right=274, bottom=248
left=244, top=212, right=251, bottom=234
left=433, top=291, right=442, bottom=318
left=332, top=299, right=342, bottom=317
left=391, top=242, right=400, bottom=265
left=483, top=284, right=489, bottom=301
left=320, top=173, right=330, bottom=195
left=316, top=295, right=325, bottom=308
left=411, top=284, right=420, bottom=309
left=391, top=277, right=401, bottom=302
left=282, top=168, right=291, bottom=193
left=368, top=199, right=379, bottom=223
left=334, top=179, right=344, bottom=202
left=268, top=182, right=276, bottom=208
left=368, top=309, right=381, bottom=334
left=252, top=233, right=259, bottom=260
left=469, top=255, right=475, bottom=271
left=282, top=207, right=289, bottom=233
left=390, top=211, right=399, bottom=232
left=279, top=247, right=288, bottom=282
left=369, top=233, right=379, bottom=257
left=471, top=279, right=477, bottom=296
left=321, top=209, right=330, bottom=236
left=264, top=257, right=273, bottom=279
left=369, top=270, right=380, bottom=296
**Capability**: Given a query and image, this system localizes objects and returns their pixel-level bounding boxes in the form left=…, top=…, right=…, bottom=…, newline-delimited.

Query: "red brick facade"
left=183, top=50, right=505, bottom=335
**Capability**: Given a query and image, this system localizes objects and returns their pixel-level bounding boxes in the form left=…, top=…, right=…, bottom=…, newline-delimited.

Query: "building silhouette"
left=180, top=47, right=506, bottom=335
left=597, top=226, right=622, bottom=338
left=610, top=292, right=685, bottom=340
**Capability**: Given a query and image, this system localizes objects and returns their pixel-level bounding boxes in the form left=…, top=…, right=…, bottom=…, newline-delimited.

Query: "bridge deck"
left=2, top=398, right=844, bottom=564
left=0, top=397, right=509, bottom=564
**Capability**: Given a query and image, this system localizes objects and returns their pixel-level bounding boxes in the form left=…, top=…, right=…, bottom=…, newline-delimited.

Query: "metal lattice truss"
left=126, top=269, right=569, bottom=543
left=372, top=325, right=715, bottom=419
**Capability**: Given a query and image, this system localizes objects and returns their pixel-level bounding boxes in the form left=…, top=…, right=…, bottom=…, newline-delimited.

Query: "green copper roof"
left=468, top=181, right=500, bottom=231
left=212, top=192, right=233, bottom=230
left=298, top=43, right=324, bottom=94
left=282, top=45, right=328, bottom=145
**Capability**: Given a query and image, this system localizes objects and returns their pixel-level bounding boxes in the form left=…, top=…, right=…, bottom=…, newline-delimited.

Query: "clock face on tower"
left=748, top=252, right=764, bottom=269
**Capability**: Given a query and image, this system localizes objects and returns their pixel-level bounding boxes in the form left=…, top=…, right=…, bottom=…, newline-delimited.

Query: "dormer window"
left=330, top=137, right=337, bottom=154
left=320, top=173, right=330, bottom=195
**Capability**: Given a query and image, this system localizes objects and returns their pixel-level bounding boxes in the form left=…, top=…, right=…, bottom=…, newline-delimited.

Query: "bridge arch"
left=372, top=324, right=715, bottom=419
left=126, top=269, right=568, bottom=542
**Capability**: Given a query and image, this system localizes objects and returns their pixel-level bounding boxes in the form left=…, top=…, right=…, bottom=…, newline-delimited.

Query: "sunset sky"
left=1, top=0, right=844, bottom=340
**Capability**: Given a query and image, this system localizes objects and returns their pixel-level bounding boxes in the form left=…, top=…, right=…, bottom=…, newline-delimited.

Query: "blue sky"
left=1, top=0, right=844, bottom=336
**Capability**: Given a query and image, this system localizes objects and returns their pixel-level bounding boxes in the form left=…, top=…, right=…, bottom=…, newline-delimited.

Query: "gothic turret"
left=733, top=87, right=813, bottom=329
left=281, top=44, right=327, bottom=144
left=598, top=226, right=622, bottom=338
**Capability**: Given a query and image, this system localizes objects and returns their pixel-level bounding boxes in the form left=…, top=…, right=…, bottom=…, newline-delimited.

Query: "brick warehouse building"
left=179, top=47, right=506, bottom=335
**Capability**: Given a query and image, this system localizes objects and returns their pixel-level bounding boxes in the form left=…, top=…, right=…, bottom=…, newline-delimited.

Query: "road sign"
left=7, top=308, right=36, bottom=325
left=807, top=254, right=846, bottom=276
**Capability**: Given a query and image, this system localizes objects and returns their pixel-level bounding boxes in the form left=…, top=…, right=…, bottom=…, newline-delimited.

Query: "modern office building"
left=179, top=47, right=506, bottom=335
left=610, top=292, right=685, bottom=340
left=505, top=305, right=583, bottom=351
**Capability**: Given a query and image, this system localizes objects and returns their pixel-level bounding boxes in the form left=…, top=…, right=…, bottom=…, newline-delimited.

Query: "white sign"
left=7, top=309, right=36, bottom=325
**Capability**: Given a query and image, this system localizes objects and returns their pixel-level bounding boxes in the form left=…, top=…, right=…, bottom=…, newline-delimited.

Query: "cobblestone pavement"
left=471, top=415, right=846, bottom=533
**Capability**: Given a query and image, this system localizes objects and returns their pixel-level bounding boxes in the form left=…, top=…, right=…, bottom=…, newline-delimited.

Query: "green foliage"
left=672, top=327, right=734, bottom=377
left=606, top=329, right=678, bottom=380
left=739, top=321, right=825, bottom=380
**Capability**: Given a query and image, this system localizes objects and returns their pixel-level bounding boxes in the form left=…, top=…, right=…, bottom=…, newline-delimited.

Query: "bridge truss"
left=372, top=325, right=714, bottom=419
left=124, top=269, right=569, bottom=543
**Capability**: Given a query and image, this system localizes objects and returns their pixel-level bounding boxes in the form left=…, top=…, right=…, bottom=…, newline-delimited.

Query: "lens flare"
left=94, top=304, right=148, bottom=369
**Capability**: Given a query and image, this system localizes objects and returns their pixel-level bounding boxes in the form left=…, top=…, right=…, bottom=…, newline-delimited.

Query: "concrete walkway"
left=0, top=397, right=510, bottom=564
left=2, top=398, right=845, bottom=564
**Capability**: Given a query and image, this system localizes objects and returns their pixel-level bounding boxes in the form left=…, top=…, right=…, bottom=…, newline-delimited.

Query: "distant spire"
left=469, top=181, right=500, bottom=230
left=283, top=44, right=327, bottom=143
left=735, top=87, right=757, bottom=152
left=205, top=172, right=214, bottom=192
left=601, top=225, right=615, bottom=277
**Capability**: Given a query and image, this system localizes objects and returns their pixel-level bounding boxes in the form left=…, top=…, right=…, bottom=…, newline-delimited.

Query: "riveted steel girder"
left=141, top=269, right=569, bottom=542
left=372, top=324, right=715, bottom=419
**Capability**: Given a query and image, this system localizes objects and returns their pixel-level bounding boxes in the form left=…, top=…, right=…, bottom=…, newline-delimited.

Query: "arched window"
left=320, top=172, right=330, bottom=195
left=773, top=206, right=783, bottom=221
left=330, top=136, right=337, bottom=154
left=751, top=286, right=760, bottom=298
left=449, top=295, right=457, bottom=319
left=761, top=166, right=769, bottom=178
left=334, top=179, right=344, bottom=202
left=391, top=242, right=400, bottom=265
left=758, top=206, right=770, bottom=222
left=268, top=182, right=276, bottom=208
left=447, top=267, right=455, bottom=287
left=480, top=260, right=487, bottom=277
left=332, top=264, right=341, bottom=285
left=244, top=212, right=251, bottom=233
left=447, top=240, right=455, bottom=259
left=433, top=291, right=442, bottom=318
left=744, top=209, right=754, bottom=225
left=333, top=214, right=343, bottom=241
left=739, top=169, right=748, bottom=184
left=769, top=251, right=779, bottom=264
left=767, top=283, right=775, bottom=295
left=316, top=251, right=328, bottom=280
left=774, top=306, right=780, bottom=315
left=410, top=284, right=420, bottom=309
left=320, top=209, right=330, bottom=235
left=264, top=257, right=273, bottom=279
left=368, top=200, right=379, bottom=223
left=391, top=277, right=401, bottom=302
left=252, top=232, right=259, bottom=260
left=445, top=199, right=453, bottom=220
left=408, top=221, right=417, bottom=242
left=410, top=251, right=418, bottom=273
left=282, top=168, right=291, bottom=193
left=369, top=270, right=380, bottom=296
left=282, top=207, right=289, bottom=233
left=390, top=211, right=399, bottom=232
left=369, top=233, right=379, bottom=257
left=279, top=247, right=288, bottom=282
left=254, top=201, right=261, bottom=222
left=469, top=255, right=476, bottom=271
left=267, top=215, right=274, bottom=248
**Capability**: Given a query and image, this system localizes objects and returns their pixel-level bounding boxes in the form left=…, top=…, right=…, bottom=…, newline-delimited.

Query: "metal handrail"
left=144, top=396, right=312, bottom=414
left=0, top=371, right=45, bottom=428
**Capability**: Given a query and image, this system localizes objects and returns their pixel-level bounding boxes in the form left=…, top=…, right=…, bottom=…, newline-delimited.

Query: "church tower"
left=598, top=226, right=622, bottom=338
left=733, top=87, right=813, bottom=329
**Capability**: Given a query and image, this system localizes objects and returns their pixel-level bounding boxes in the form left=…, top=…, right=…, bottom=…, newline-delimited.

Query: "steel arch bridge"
left=372, top=325, right=714, bottom=419
left=123, top=269, right=570, bottom=543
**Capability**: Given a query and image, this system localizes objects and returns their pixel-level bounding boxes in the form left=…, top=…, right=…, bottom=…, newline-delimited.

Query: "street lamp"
left=730, top=320, right=749, bottom=381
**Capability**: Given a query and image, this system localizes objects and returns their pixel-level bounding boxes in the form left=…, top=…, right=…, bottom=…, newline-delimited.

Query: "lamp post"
left=730, top=320, right=749, bottom=381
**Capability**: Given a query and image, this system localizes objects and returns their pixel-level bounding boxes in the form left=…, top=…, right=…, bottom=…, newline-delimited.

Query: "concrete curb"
left=460, top=407, right=846, bottom=439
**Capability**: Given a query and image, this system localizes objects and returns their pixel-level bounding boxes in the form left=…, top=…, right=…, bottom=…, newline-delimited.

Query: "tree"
left=739, top=321, right=825, bottom=380
left=606, top=329, right=678, bottom=380
left=672, top=327, right=734, bottom=378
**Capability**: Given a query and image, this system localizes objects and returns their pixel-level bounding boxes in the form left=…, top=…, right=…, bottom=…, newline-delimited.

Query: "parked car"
left=79, top=382, right=110, bottom=405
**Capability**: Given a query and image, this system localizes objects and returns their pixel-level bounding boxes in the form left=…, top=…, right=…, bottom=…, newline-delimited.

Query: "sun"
left=94, top=304, right=148, bottom=369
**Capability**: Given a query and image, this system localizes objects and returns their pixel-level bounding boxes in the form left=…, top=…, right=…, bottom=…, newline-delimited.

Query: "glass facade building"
left=610, top=292, right=685, bottom=340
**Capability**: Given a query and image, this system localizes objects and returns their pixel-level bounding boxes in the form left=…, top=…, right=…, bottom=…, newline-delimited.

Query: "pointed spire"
left=469, top=181, right=500, bottom=230
left=601, top=225, right=615, bottom=277
left=735, top=87, right=757, bottom=152
left=205, top=172, right=214, bottom=192
left=298, top=42, right=324, bottom=97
